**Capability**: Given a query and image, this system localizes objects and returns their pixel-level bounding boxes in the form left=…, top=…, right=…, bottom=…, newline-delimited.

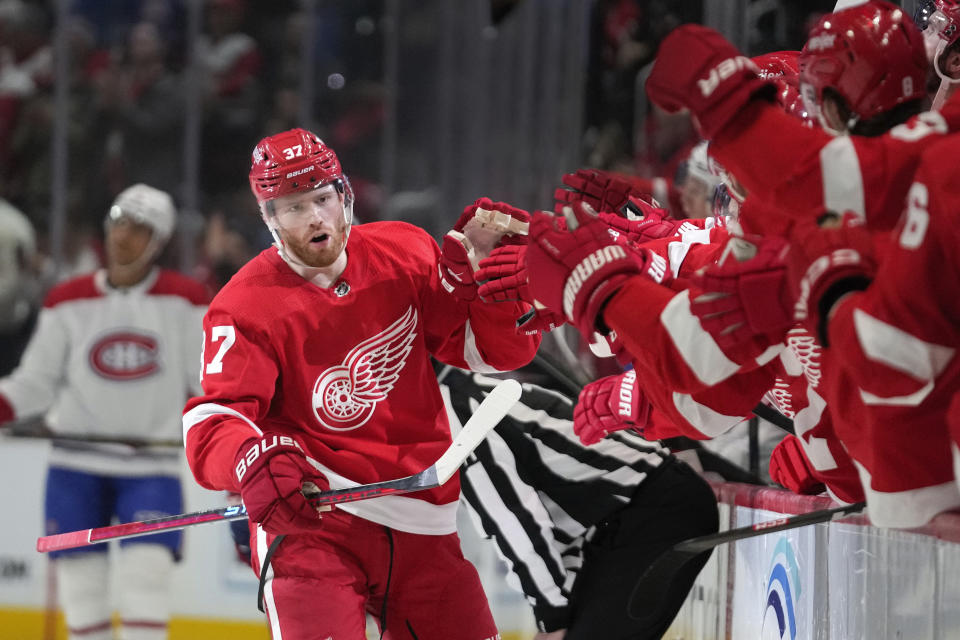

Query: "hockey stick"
left=3, top=415, right=183, bottom=447
left=751, top=402, right=795, bottom=435
left=36, top=378, right=523, bottom=553
left=627, top=500, right=866, bottom=619
left=5, top=426, right=183, bottom=448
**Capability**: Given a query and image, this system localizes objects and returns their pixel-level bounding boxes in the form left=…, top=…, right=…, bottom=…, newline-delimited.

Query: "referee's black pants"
left=566, top=458, right=720, bottom=640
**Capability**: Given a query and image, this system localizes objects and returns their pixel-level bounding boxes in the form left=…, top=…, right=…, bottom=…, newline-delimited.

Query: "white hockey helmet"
left=107, top=183, right=177, bottom=246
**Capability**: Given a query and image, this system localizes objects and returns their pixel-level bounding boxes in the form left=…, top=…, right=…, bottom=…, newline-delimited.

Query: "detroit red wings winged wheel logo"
left=312, top=307, right=418, bottom=430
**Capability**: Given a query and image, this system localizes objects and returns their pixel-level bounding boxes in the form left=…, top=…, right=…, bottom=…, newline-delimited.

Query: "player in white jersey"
left=0, top=184, right=210, bottom=640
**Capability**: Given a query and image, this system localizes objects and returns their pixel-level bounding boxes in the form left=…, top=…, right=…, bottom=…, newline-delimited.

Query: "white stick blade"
left=434, top=378, right=522, bottom=483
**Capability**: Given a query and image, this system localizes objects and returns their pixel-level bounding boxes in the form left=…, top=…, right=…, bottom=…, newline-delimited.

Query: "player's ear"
left=944, top=48, right=960, bottom=80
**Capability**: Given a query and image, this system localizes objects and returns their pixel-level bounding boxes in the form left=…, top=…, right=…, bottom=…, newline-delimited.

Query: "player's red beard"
left=278, top=215, right=349, bottom=268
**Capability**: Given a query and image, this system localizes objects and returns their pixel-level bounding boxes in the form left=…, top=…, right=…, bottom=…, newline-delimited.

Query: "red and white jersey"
left=712, top=93, right=960, bottom=232
left=183, top=221, right=539, bottom=536
left=0, top=268, right=209, bottom=476
left=821, top=136, right=960, bottom=527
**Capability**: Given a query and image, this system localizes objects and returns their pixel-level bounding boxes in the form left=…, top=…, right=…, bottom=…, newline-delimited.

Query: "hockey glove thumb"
left=439, top=231, right=480, bottom=301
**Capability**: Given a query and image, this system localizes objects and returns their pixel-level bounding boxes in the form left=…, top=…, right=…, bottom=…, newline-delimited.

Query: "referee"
left=441, top=367, right=719, bottom=640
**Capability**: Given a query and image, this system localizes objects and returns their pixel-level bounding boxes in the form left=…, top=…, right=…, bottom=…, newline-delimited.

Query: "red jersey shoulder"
left=207, top=249, right=292, bottom=319
left=353, top=220, right=438, bottom=258
left=151, top=269, right=212, bottom=305
left=43, top=273, right=99, bottom=309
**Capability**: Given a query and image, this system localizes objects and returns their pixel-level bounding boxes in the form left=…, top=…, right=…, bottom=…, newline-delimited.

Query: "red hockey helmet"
left=248, top=128, right=350, bottom=207
left=799, top=0, right=927, bottom=126
left=752, top=50, right=812, bottom=123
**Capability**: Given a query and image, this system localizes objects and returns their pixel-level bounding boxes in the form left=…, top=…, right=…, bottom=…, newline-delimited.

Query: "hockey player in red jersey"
left=520, top=193, right=864, bottom=504
left=783, top=150, right=960, bottom=527
left=521, top=41, right=871, bottom=503
left=182, top=128, right=538, bottom=639
left=638, top=0, right=960, bottom=524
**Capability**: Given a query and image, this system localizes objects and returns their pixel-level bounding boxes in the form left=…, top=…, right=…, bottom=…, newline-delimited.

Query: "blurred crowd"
left=0, top=0, right=391, bottom=293
left=0, top=0, right=847, bottom=369
left=0, top=0, right=401, bottom=375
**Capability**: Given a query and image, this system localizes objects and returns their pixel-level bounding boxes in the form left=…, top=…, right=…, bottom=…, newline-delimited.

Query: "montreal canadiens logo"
left=312, top=307, right=417, bottom=431
left=88, top=330, right=161, bottom=380
left=761, top=537, right=801, bottom=640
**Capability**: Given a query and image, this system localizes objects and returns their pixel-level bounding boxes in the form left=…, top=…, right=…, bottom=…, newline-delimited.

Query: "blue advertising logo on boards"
left=761, top=537, right=801, bottom=640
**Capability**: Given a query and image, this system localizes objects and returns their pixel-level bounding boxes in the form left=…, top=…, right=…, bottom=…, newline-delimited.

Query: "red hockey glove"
left=476, top=244, right=530, bottom=303
left=553, top=169, right=654, bottom=215
left=645, top=24, right=775, bottom=138
left=235, top=434, right=331, bottom=535
left=787, top=218, right=876, bottom=347
left=526, top=203, right=647, bottom=338
left=769, top=435, right=826, bottom=495
left=475, top=245, right=567, bottom=334
left=440, top=198, right=531, bottom=301
left=691, top=235, right=795, bottom=361
left=573, top=370, right=651, bottom=445
left=599, top=201, right=689, bottom=245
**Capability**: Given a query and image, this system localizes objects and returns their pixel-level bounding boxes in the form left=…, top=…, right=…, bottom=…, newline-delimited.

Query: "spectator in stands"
left=198, top=0, right=263, bottom=197
left=94, top=21, right=184, bottom=198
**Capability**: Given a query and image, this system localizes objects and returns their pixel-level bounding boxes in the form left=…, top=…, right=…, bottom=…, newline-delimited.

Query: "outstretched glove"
left=526, top=203, right=667, bottom=338
left=599, top=199, right=693, bottom=245
left=475, top=244, right=566, bottom=335
left=235, top=434, right=331, bottom=535
left=440, top=197, right=530, bottom=301
left=573, top=370, right=651, bottom=445
left=476, top=244, right=532, bottom=303
left=769, top=435, right=826, bottom=495
left=554, top=169, right=655, bottom=215
left=787, top=218, right=877, bottom=347
left=645, top=24, right=774, bottom=138
left=690, top=235, right=795, bottom=362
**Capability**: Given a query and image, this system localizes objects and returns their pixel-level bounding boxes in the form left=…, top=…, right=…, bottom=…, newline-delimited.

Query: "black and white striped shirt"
left=440, top=369, right=670, bottom=632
